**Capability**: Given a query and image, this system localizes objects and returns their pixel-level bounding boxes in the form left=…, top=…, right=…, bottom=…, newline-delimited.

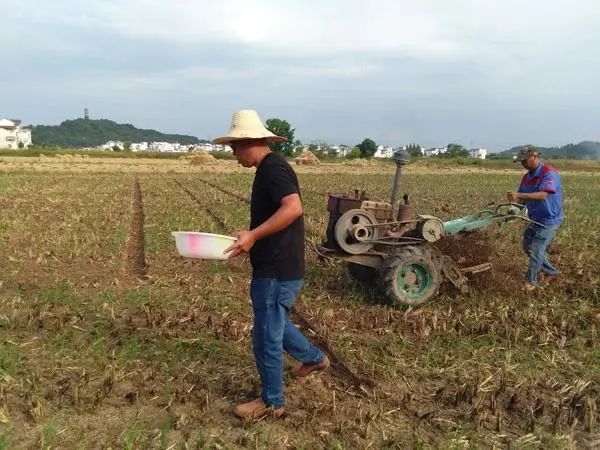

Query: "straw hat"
left=212, top=110, right=287, bottom=145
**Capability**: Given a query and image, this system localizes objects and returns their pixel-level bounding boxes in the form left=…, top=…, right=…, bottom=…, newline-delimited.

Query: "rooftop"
left=0, top=119, right=16, bottom=128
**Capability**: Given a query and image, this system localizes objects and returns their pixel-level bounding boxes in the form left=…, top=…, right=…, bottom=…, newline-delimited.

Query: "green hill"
left=31, top=118, right=204, bottom=148
left=500, top=141, right=600, bottom=160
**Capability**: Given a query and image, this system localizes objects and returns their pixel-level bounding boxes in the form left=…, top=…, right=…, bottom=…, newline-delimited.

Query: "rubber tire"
left=380, top=245, right=442, bottom=306
left=347, top=262, right=378, bottom=286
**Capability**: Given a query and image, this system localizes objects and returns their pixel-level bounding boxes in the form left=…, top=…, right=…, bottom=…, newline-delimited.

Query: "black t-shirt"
left=250, top=152, right=305, bottom=280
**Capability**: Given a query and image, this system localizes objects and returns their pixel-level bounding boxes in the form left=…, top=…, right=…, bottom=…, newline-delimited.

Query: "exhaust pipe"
left=390, top=149, right=410, bottom=220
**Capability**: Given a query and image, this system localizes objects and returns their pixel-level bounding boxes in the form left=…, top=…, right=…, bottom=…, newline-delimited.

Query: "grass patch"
left=116, top=336, right=143, bottom=362
left=121, top=421, right=143, bottom=450
left=44, top=328, right=80, bottom=361
left=0, top=345, right=25, bottom=380
left=105, top=228, right=126, bottom=254
left=0, top=428, right=9, bottom=450
left=123, top=287, right=168, bottom=309
left=35, top=281, right=77, bottom=307
left=88, top=322, right=111, bottom=363
left=142, top=333, right=221, bottom=366
left=40, top=418, right=59, bottom=450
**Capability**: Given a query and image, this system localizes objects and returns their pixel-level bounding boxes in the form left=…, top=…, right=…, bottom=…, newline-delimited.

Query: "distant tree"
left=406, top=143, right=422, bottom=158
left=357, top=138, right=377, bottom=158
left=112, top=145, right=122, bottom=152
left=497, top=142, right=600, bottom=160
left=486, top=152, right=508, bottom=160
left=123, top=141, right=132, bottom=152
left=443, top=143, right=469, bottom=158
left=30, top=118, right=200, bottom=148
left=347, top=147, right=362, bottom=159
left=266, top=118, right=295, bottom=156
left=17, top=142, right=24, bottom=149
left=293, top=139, right=303, bottom=156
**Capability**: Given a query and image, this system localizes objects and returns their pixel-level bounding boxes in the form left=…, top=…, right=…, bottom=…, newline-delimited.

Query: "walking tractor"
left=317, top=150, right=541, bottom=305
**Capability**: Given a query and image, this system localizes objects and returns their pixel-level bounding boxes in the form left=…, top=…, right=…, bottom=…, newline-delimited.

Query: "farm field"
left=0, top=157, right=599, bottom=449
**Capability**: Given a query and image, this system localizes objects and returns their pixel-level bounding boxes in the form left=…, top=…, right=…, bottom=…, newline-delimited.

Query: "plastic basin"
left=171, top=232, right=237, bottom=260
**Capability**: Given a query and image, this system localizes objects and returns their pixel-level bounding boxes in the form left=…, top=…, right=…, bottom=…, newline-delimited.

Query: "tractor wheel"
left=347, top=262, right=378, bottom=286
left=380, top=245, right=442, bottom=306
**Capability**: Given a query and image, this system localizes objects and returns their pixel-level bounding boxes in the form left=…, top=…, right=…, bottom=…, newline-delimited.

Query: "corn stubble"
left=0, top=161, right=597, bottom=448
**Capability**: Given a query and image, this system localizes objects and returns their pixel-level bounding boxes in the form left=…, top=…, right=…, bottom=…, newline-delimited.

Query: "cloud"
left=76, top=1, right=463, bottom=58
left=2, top=0, right=600, bottom=149
left=85, top=1, right=600, bottom=63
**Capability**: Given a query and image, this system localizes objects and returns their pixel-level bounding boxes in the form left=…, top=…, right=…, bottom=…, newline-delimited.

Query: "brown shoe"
left=541, top=274, right=559, bottom=287
left=291, top=356, right=330, bottom=378
left=233, top=398, right=284, bottom=420
left=521, top=283, right=537, bottom=292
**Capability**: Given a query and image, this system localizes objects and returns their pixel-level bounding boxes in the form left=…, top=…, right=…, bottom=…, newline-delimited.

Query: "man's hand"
left=224, top=193, right=302, bottom=259
left=507, top=191, right=548, bottom=202
left=506, top=191, right=519, bottom=202
left=224, top=230, right=256, bottom=258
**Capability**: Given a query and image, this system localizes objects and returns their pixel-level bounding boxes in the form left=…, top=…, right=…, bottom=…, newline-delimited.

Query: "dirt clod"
left=435, top=230, right=523, bottom=295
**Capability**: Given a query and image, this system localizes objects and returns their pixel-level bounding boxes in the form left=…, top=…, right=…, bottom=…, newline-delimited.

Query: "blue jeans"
left=250, top=278, right=325, bottom=408
left=522, top=223, right=560, bottom=285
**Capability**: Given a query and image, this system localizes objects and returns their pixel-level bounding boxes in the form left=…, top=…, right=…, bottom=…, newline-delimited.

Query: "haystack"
left=184, top=150, right=217, bottom=165
left=295, top=150, right=320, bottom=165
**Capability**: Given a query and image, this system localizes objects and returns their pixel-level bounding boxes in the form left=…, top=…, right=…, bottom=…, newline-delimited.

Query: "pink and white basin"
left=172, top=232, right=237, bottom=260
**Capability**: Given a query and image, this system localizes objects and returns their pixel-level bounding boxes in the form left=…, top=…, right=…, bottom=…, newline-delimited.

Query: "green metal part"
left=396, top=263, right=432, bottom=299
left=442, top=204, right=533, bottom=236
left=443, top=210, right=498, bottom=235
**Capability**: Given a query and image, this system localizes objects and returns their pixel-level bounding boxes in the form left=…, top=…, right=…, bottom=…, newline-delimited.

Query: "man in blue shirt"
left=507, top=146, right=564, bottom=291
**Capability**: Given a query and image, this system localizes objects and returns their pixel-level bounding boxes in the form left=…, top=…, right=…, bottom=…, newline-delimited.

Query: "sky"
left=1, top=0, right=599, bottom=151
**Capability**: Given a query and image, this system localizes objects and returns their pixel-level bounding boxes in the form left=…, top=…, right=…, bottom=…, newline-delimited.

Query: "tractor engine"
left=324, top=190, right=391, bottom=252
left=324, top=191, right=420, bottom=254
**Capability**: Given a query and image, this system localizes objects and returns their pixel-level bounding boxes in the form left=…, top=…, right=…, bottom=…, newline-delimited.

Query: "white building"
left=374, top=145, right=395, bottom=158
left=100, top=140, right=124, bottom=150
left=0, top=119, right=32, bottom=149
left=131, top=142, right=148, bottom=152
left=469, top=148, right=487, bottom=159
left=193, top=143, right=232, bottom=153
left=331, top=145, right=352, bottom=157
left=98, top=140, right=229, bottom=153
left=213, top=143, right=232, bottom=152
left=148, top=141, right=176, bottom=152
left=196, top=143, right=214, bottom=152
left=424, top=147, right=447, bottom=157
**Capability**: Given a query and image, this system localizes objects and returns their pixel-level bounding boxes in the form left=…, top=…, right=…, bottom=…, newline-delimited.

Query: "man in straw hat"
left=506, top=145, right=564, bottom=291
left=216, top=110, right=329, bottom=420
